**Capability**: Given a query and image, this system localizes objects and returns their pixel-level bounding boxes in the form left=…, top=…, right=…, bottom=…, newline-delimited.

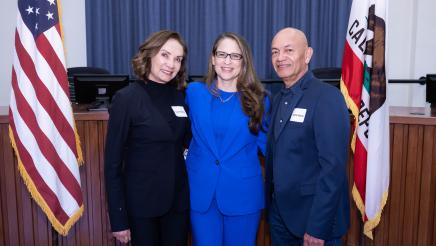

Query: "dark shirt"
left=144, top=80, right=185, bottom=139
left=273, top=75, right=305, bottom=139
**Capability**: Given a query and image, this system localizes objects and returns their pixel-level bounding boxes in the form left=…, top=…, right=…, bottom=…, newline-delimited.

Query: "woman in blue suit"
left=186, top=32, right=269, bottom=246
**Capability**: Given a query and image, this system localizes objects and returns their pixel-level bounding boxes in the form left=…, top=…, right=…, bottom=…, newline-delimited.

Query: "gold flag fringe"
left=363, top=189, right=389, bottom=239
left=73, top=119, right=84, bottom=165
left=340, top=78, right=360, bottom=153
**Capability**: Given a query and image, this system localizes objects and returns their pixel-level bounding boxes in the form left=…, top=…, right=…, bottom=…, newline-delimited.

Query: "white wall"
left=62, top=0, right=87, bottom=68
left=0, top=0, right=87, bottom=106
left=0, top=0, right=435, bottom=107
left=0, top=0, right=17, bottom=106
left=387, top=0, right=436, bottom=107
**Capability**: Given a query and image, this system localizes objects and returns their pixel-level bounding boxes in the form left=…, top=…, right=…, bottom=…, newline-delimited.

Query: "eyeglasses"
left=215, top=51, right=243, bottom=60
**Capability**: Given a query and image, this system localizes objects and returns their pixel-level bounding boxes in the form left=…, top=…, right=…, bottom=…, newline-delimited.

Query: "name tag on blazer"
left=171, top=106, right=188, bottom=117
left=290, top=108, right=306, bottom=123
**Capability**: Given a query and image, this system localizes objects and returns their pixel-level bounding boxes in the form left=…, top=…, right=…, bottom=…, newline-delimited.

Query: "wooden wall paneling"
left=431, top=127, right=436, bottom=246
left=59, top=227, right=76, bottom=246
left=256, top=212, right=268, bottom=246
left=32, top=200, right=52, bottom=246
left=98, top=121, right=108, bottom=246
left=76, top=120, right=88, bottom=245
left=263, top=216, right=271, bottom=246
left=2, top=124, right=20, bottom=245
left=344, top=156, right=362, bottom=246
left=433, top=191, right=436, bottom=246
left=15, top=155, right=25, bottom=245
left=99, top=121, right=115, bottom=245
left=402, top=125, right=424, bottom=245
left=87, top=121, right=104, bottom=244
left=0, top=124, right=8, bottom=246
left=76, top=120, right=92, bottom=245
left=373, top=123, right=396, bottom=246
left=100, top=121, right=111, bottom=245
left=417, top=125, right=435, bottom=246
left=18, top=164, right=35, bottom=246
left=387, top=123, right=406, bottom=245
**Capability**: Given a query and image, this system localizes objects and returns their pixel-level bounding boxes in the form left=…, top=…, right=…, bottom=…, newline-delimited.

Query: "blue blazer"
left=186, top=82, right=269, bottom=215
left=265, top=72, right=350, bottom=240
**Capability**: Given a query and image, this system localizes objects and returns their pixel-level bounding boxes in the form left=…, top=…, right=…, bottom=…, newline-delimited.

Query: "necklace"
left=218, top=92, right=235, bottom=103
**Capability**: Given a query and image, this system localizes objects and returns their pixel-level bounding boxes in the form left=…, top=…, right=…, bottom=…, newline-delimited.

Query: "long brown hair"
left=205, top=32, right=266, bottom=134
left=132, top=30, right=187, bottom=90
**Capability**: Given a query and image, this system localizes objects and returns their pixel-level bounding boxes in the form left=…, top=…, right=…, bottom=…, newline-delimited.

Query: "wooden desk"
left=1, top=106, right=435, bottom=245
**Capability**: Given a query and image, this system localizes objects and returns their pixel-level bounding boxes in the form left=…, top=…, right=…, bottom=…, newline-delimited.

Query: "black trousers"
left=129, top=209, right=189, bottom=246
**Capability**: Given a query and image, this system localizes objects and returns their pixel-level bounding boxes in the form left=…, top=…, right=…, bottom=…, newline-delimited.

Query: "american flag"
left=9, top=0, right=84, bottom=236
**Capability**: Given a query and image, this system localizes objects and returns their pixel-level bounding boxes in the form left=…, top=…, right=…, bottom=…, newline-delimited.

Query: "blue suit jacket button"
left=215, top=159, right=220, bottom=165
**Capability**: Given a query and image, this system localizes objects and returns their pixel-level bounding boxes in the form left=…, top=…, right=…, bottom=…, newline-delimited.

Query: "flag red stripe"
left=36, top=29, right=69, bottom=96
left=8, top=110, right=70, bottom=224
left=341, top=41, right=364, bottom=107
left=55, top=24, right=61, bottom=35
left=11, top=69, right=83, bottom=205
left=354, top=137, right=367, bottom=208
left=14, top=30, right=78, bottom=157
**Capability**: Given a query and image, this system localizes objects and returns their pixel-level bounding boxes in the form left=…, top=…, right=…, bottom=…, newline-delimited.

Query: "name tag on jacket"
left=290, top=108, right=306, bottom=123
left=171, top=106, right=188, bottom=117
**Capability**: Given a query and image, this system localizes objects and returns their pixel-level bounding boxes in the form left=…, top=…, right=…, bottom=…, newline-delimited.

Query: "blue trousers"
left=190, top=199, right=261, bottom=246
left=268, top=196, right=342, bottom=246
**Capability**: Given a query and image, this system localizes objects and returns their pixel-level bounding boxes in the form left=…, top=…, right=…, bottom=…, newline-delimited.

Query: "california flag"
left=340, top=0, right=389, bottom=239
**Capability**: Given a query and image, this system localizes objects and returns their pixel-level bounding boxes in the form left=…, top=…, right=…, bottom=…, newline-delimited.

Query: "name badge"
left=290, top=108, right=306, bottom=123
left=171, top=106, right=188, bottom=117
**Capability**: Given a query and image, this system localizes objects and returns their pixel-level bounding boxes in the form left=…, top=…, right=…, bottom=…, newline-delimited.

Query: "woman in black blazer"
left=104, top=30, right=190, bottom=245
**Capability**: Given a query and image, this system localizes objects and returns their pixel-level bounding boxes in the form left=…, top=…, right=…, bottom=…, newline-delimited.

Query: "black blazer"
left=104, top=81, right=190, bottom=232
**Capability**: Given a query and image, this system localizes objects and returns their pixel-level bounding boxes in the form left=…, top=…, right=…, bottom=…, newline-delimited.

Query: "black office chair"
left=67, top=67, right=110, bottom=103
left=312, top=67, right=342, bottom=80
left=67, top=67, right=110, bottom=77
left=312, top=67, right=342, bottom=89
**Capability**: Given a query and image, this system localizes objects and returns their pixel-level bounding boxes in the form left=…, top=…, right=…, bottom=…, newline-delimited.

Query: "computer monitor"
left=73, top=74, right=130, bottom=110
left=425, top=74, right=436, bottom=107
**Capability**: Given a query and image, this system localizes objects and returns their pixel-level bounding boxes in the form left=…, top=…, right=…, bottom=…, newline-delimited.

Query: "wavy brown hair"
left=205, top=32, right=266, bottom=134
left=132, top=30, right=187, bottom=90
